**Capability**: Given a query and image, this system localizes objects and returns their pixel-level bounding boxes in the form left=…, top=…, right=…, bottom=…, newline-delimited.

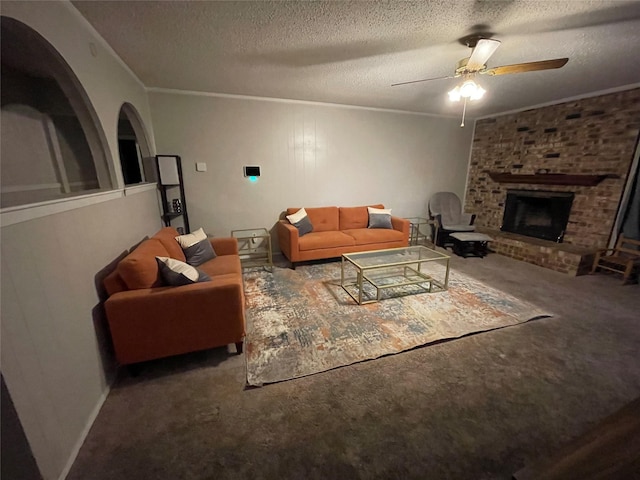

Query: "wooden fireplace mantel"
left=487, top=172, right=618, bottom=186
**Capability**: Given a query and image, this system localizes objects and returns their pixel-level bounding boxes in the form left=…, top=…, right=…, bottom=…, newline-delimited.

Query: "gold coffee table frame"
left=341, top=246, right=450, bottom=305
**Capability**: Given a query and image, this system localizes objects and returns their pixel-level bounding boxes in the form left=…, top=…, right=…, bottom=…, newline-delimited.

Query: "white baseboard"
left=57, top=385, right=111, bottom=480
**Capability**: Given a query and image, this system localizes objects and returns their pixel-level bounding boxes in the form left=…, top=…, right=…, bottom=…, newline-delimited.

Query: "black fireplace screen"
left=501, top=190, right=574, bottom=242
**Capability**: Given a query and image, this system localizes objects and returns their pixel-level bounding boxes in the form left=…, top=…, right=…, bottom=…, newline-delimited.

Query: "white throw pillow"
left=367, top=207, right=392, bottom=216
left=175, top=227, right=207, bottom=248
left=156, top=256, right=210, bottom=286
left=286, top=208, right=308, bottom=225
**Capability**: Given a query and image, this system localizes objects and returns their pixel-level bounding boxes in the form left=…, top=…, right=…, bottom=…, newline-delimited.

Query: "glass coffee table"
left=341, top=246, right=450, bottom=305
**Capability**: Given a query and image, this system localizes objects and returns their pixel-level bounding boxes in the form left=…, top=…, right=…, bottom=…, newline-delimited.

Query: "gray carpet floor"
left=68, top=252, right=640, bottom=480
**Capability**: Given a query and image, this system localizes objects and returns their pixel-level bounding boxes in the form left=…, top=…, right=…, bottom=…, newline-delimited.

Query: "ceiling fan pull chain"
left=460, top=97, right=468, bottom=127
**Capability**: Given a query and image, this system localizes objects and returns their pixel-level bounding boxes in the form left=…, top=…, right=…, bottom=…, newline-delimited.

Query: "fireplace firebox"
left=501, top=190, right=574, bottom=242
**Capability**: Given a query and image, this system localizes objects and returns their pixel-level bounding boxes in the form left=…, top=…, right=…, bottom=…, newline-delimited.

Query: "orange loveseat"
left=103, top=227, right=245, bottom=366
left=277, top=205, right=410, bottom=267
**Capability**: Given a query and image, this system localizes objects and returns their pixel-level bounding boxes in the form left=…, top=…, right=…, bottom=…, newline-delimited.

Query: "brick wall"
left=465, top=89, right=640, bottom=248
left=466, top=88, right=640, bottom=252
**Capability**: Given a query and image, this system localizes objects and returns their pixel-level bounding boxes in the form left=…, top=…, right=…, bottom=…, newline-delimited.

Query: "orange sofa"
left=277, top=205, right=410, bottom=267
left=103, top=227, right=245, bottom=366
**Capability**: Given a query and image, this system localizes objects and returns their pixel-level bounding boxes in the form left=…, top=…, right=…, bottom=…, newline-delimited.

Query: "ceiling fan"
left=392, top=37, right=568, bottom=126
left=392, top=37, right=568, bottom=86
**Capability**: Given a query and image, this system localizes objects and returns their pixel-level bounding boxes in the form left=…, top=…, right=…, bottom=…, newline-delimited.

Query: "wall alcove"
left=0, top=16, right=114, bottom=208
left=117, top=102, right=154, bottom=185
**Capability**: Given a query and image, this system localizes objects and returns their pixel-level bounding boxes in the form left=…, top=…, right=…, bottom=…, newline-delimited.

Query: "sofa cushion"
left=342, top=228, right=405, bottom=245
left=298, top=231, right=356, bottom=251
left=339, top=204, right=384, bottom=230
left=199, top=254, right=243, bottom=277
left=153, top=227, right=186, bottom=262
left=287, top=206, right=339, bottom=232
left=117, top=238, right=168, bottom=290
left=156, top=257, right=211, bottom=286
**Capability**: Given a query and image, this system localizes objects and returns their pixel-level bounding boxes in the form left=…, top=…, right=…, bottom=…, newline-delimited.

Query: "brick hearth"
left=465, top=88, right=640, bottom=275
left=476, top=227, right=594, bottom=275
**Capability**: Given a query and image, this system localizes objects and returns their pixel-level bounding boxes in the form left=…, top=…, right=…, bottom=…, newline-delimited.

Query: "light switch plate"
left=196, top=162, right=207, bottom=172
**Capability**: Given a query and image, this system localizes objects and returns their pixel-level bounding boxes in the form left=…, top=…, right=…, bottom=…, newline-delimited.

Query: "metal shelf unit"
left=156, top=155, right=190, bottom=234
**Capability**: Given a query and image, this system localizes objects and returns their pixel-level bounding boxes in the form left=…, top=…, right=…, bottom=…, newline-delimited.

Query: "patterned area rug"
left=244, top=261, right=551, bottom=386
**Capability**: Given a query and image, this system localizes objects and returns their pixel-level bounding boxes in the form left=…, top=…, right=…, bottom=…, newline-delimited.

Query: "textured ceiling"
left=71, top=0, right=640, bottom=118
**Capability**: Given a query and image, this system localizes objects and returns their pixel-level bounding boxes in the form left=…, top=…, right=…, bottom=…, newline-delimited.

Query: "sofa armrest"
left=390, top=216, right=410, bottom=245
left=210, top=237, right=239, bottom=255
left=276, top=220, right=299, bottom=262
left=105, top=275, right=245, bottom=365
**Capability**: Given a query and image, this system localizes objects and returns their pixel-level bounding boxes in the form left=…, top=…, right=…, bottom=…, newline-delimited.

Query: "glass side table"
left=231, top=228, right=273, bottom=271
left=405, top=217, right=438, bottom=247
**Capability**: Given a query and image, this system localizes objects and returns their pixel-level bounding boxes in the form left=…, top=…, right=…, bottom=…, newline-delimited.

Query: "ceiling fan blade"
left=391, top=75, right=454, bottom=87
left=483, top=58, right=569, bottom=76
left=466, top=38, right=501, bottom=71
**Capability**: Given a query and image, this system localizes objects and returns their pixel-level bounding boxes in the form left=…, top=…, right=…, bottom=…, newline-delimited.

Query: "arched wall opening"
left=117, top=102, right=156, bottom=185
left=1, top=16, right=115, bottom=208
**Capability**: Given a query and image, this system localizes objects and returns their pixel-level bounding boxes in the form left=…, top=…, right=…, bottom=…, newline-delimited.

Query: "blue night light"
left=248, top=176, right=258, bottom=182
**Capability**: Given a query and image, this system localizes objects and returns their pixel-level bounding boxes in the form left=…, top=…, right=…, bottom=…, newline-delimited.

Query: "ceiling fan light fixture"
left=448, top=85, right=462, bottom=102
left=470, top=83, right=486, bottom=100
left=460, top=79, right=478, bottom=97
left=448, top=79, right=485, bottom=102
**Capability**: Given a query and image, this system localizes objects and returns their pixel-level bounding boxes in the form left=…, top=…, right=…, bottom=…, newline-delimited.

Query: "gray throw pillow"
left=286, top=208, right=314, bottom=237
left=182, top=238, right=217, bottom=266
left=368, top=206, right=393, bottom=229
left=293, top=215, right=313, bottom=236
left=369, top=214, right=393, bottom=229
left=156, top=257, right=210, bottom=286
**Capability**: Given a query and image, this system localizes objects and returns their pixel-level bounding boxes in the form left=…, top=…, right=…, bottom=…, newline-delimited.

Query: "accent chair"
left=429, top=191, right=476, bottom=247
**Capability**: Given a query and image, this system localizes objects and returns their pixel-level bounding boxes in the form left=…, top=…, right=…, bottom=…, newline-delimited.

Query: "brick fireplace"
left=465, top=88, right=640, bottom=275
left=502, top=189, right=574, bottom=242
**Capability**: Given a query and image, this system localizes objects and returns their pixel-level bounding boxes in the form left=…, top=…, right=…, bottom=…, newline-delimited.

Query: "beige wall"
left=1, top=2, right=160, bottom=480
left=149, top=92, right=474, bottom=243
left=1, top=191, right=162, bottom=479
